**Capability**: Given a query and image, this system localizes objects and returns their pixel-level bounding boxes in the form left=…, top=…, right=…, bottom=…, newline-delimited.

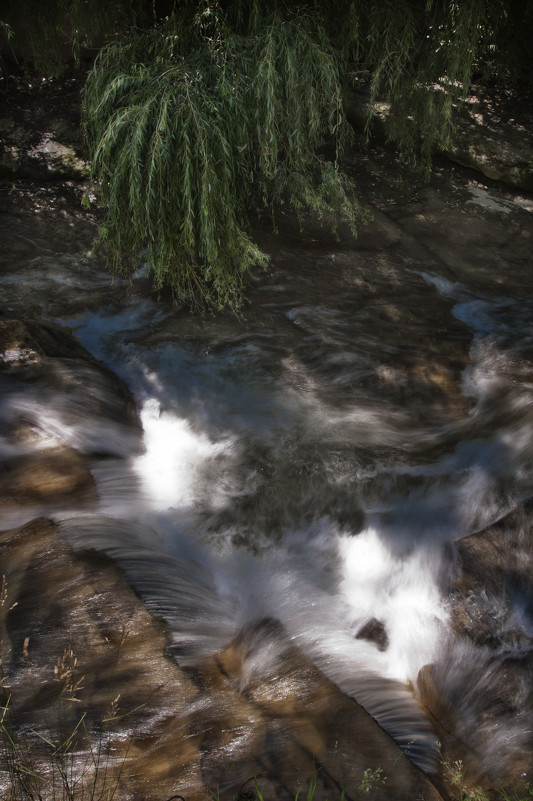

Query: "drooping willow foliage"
left=355, top=0, right=533, bottom=171
left=0, top=0, right=149, bottom=76
left=3, top=0, right=533, bottom=309
left=83, top=8, right=362, bottom=309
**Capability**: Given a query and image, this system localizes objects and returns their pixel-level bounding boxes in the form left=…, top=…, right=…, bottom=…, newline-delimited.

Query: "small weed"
left=0, top=592, right=129, bottom=801
left=445, top=761, right=533, bottom=801
left=445, top=760, right=489, bottom=801
left=356, top=768, right=387, bottom=796
left=500, top=777, right=533, bottom=801
left=0, top=690, right=126, bottom=801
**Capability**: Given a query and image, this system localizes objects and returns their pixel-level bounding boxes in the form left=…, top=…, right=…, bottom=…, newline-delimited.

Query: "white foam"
left=134, top=399, right=230, bottom=512
left=338, top=528, right=448, bottom=682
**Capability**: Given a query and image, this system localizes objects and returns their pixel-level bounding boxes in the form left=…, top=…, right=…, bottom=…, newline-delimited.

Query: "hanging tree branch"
left=82, top=7, right=363, bottom=311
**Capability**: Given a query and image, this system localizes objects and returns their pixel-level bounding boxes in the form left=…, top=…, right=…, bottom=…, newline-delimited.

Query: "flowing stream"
left=1, top=158, right=533, bottom=786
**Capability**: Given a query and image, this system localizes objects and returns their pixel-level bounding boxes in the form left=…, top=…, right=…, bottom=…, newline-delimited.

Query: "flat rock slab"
left=442, top=89, right=533, bottom=193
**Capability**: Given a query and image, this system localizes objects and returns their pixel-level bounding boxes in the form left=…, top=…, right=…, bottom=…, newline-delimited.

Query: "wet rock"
left=0, top=317, right=142, bottom=535
left=418, top=650, right=533, bottom=797
left=0, top=317, right=140, bottom=435
left=418, top=503, right=533, bottom=794
left=0, top=319, right=43, bottom=366
left=0, top=520, right=446, bottom=801
left=0, top=517, right=206, bottom=801
left=452, top=504, right=533, bottom=650
left=355, top=617, right=389, bottom=651
left=0, top=446, right=96, bottom=506
left=197, top=620, right=445, bottom=801
left=0, top=318, right=102, bottom=365
left=417, top=663, right=488, bottom=796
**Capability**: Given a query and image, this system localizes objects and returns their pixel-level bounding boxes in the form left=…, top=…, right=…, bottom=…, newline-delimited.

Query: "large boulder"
left=0, top=517, right=204, bottom=801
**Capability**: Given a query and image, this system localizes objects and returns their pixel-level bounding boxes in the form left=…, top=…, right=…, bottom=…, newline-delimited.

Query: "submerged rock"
left=356, top=617, right=389, bottom=652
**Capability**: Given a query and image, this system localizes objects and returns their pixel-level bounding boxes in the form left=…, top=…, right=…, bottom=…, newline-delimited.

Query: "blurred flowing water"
left=1, top=165, right=533, bottom=780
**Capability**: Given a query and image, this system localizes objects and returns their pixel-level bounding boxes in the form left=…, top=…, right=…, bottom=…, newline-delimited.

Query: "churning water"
left=2, top=175, right=533, bottom=784
left=56, top=261, right=533, bottom=773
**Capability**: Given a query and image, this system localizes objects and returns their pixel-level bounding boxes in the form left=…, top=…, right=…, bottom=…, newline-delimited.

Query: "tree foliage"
left=355, top=0, right=533, bottom=170
left=83, top=7, right=362, bottom=310
left=3, top=0, right=533, bottom=309
left=0, top=0, right=149, bottom=76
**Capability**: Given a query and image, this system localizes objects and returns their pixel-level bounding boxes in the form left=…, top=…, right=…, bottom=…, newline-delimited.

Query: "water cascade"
left=1, top=156, right=532, bottom=799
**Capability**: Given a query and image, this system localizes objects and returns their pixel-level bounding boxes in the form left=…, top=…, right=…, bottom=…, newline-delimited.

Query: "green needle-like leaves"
left=83, top=9, right=362, bottom=311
